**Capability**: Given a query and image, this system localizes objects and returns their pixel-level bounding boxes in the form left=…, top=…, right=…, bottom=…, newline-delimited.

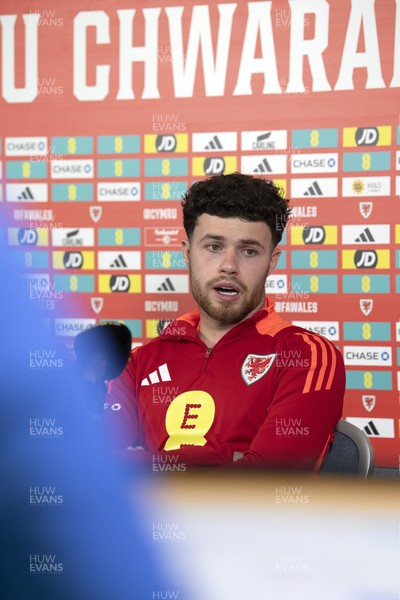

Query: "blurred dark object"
left=74, top=322, right=132, bottom=381
left=73, top=323, right=132, bottom=417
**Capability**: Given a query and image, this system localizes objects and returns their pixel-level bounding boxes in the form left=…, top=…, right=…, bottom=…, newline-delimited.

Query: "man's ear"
left=182, top=239, right=190, bottom=264
left=267, top=248, right=281, bottom=276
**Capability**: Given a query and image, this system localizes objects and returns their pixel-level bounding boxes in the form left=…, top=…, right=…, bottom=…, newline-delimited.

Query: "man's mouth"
left=214, top=286, right=238, bottom=296
left=212, top=281, right=241, bottom=297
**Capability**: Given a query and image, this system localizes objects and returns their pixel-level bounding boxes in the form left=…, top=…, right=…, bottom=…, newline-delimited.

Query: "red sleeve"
left=231, top=330, right=345, bottom=470
left=103, top=351, right=142, bottom=450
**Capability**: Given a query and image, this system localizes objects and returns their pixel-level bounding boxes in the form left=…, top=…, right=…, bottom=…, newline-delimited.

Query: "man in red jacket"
left=105, top=173, right=345, bottom=470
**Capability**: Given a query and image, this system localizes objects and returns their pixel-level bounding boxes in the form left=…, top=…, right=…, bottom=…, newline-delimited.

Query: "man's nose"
left=218, top=248, right=239, bottom=275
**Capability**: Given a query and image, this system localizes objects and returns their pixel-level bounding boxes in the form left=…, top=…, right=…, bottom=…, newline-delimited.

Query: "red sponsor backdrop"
left=1, top=0, right=399, bottom=466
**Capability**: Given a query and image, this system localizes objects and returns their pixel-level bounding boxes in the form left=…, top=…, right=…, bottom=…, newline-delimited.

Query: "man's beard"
left=189, top=270, right=266, bottom=326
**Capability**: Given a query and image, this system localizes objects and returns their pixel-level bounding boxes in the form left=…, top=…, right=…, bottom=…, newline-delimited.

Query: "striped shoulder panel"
left=294, top=331, right=338, bottom=393
left=255, top=310, right=293, bottom=337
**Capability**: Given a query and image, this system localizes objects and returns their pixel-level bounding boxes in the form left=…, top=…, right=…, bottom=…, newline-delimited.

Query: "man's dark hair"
left=181, top=172, right=291, bottom=248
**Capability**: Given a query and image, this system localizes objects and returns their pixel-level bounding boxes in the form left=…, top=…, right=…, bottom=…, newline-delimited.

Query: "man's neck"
left=198, top=302, right=265, bottom=348
left=198, top=316, right=234, bottom=348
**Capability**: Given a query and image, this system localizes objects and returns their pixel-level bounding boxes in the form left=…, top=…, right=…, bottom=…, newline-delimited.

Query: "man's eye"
left=244, top=248, right=257, bottom=256
left=208, top=244, right=220, bottom=251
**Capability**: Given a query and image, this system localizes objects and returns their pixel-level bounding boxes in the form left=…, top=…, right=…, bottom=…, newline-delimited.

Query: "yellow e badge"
left=163, top=390, right=215, bottom=451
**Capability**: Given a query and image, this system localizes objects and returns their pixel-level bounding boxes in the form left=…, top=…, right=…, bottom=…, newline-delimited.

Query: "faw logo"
left=359, top=299, right=373, bottom=316
left=241, top=354, right=276, bottom=385
left=156, top=135, right=177, bottom=152
left=302, top=226, right=325, bottom=245
left=354, top=250, right=378, bottom=269
left=355, top=128, right=379, bottom=146
left=89, top=206, right=102, bottom=223
left=359, top=202, right=373, bottom=219
left=204, top=157, right=225, bottom=175
left=362, top=395, right=376, bottom=412
left=90, top=298, right=104, bottom=314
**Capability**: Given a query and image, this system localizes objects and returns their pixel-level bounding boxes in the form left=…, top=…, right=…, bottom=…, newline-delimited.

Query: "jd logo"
left=63, top=252, right=83, bottom=269
left=110, top=275, right=130, bottom=292
left=302, top=226, right=325, bottom=244
left=156, top=135, right=176, bottom=152
left=18, top=228, right=38, bottom=245
left=204, top=157, right=225, bottom=175
left=355, top=128, right=378, bottom=146
left=354, top=250, right=377, bottom=268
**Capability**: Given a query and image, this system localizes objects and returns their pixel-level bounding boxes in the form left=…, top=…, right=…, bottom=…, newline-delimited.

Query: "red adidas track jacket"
left=104, top=298, right=345, bottom=469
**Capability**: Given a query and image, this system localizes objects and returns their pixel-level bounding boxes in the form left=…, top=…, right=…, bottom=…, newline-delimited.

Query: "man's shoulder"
left=273, top=324, right=344, bottom=374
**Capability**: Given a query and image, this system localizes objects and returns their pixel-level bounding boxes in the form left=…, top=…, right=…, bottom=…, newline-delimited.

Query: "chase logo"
left=342, top=250, right=390, bottom=270
left=291, top=153, right=338, bottom=174
left=5, top=137, right=47, bottom=157
left=97, top=182, right=140, bottom=202
left=343, top=126, right=391, bottom=147
left=344, top=346, right=392, bottom=366
left=55, top=318, right=95, bottom=337
left=292, top=321, right=339, bottom=341
left=302, top=226, right=325, bottom=245
left=264, top=275, right=287, bottom=294
left=51, top=160, right=94, bottom=179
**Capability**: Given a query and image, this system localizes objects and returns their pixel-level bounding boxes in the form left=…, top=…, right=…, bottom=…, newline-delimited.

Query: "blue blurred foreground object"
left=0, top=249, right=186, bottom=600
